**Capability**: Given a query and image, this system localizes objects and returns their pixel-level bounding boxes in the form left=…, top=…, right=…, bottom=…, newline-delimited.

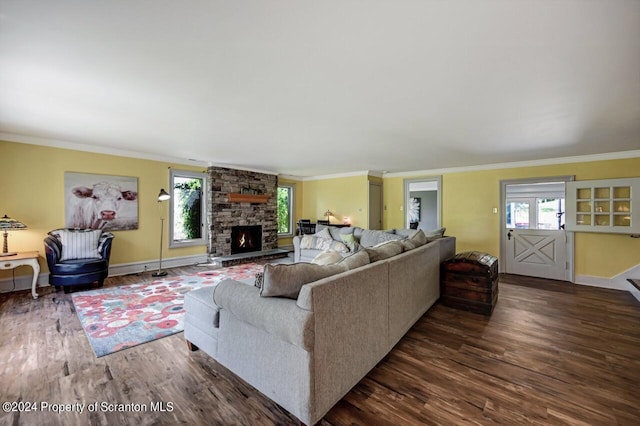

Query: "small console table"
left=0, top=251, right=41, bottom=299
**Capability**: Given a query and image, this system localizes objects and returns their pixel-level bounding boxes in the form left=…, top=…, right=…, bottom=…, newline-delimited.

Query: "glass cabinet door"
left=566, top=178, right=639, bottom=234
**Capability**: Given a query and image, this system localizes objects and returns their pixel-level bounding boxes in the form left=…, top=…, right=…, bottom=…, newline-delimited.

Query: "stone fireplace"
left=208, top=166, right=278, bottom=258
left=231, top=225, right=262, bottom=254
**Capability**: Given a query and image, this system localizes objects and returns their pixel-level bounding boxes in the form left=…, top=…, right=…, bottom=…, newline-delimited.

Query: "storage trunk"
left=440, top=251, right=499, bottom=315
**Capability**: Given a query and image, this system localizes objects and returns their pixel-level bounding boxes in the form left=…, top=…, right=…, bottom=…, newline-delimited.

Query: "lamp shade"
left=158, top=188, right=170, bottom=201
left=0, top=214, right=27, bottom=256
left=0, top=214, right=27, bottom=230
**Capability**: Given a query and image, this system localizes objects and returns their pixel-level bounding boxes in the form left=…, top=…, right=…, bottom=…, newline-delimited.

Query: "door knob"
left=507, top=230, right=513, bottom=240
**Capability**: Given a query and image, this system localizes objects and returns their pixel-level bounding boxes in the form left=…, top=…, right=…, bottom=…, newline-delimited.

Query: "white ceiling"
left=1, top=1, right=639, bottom=177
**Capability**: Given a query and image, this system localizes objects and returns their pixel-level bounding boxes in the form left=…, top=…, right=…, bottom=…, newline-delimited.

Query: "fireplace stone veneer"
left=208, top=167, right=278, bottom=257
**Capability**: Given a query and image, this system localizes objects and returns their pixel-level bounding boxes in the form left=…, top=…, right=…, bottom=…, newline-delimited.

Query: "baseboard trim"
left=575, top=263, right=640, bottom=303
left=0, top=254, right=209, bottom=294
left=108, top=254, right=209, bottom=277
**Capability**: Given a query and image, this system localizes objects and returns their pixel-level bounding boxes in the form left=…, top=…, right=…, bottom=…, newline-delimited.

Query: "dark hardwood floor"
left=1, top=269, right=639, bottom=425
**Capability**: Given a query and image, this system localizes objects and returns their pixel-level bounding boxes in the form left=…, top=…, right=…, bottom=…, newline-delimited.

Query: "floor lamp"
left=153, top=188, right=171, bottom=277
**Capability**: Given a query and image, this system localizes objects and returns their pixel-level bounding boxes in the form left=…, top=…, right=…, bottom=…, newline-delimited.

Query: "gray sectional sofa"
left=293, top=225, right=446, bottom=263
left=184, top=229, right=455, bottom=425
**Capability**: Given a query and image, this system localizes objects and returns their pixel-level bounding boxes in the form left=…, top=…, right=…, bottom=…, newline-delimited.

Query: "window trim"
left=277, top=184, right=294, bottom=237
left=169, top=169, right=208, bottom=249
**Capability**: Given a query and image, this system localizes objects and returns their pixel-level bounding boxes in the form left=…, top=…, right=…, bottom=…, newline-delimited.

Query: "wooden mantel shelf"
left=228, top=193, right=270, bottom=203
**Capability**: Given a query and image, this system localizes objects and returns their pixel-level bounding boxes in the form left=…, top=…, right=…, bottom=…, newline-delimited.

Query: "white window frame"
left=277, top=184, right=294, bottom=237
left=169, top=169, right=208, bottom=248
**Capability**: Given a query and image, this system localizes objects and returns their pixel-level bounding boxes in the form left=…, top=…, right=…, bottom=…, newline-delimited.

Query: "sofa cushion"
left=50, top=258, right=108, bottom=274
left=359, top=229, right=403, bottom=247
left=328, top=226, right=354, bottom=241
left=311, top=249, right=344, bottom=265
left=260, top=262, right=348, bottom=299
left=339, top=233, right=357, bottom=251
left=314, top=223, right=328, bottom=234
left=299, top=235, right=349, bottom=253
left=314, top=227, right=332, bottom=240
left=337, top=250, right=370, bottom=269
left=57, top=229, right=102, bottom=261
left=365, top=240, right=404, bottom=263
left=358, top=229, right=380, bottom=247
left=214, top=281, right=314, bottom=350
left=394, top=228, right=420, bottom=239
left=185, top=285, right=220, bottom=328
left=378, top=231, right=404, bottom=244
left=401, top=239, right=418, bottom=251
left=424, top=227, right=446, bottom=242
left=409, top=229, right=428, bottom=247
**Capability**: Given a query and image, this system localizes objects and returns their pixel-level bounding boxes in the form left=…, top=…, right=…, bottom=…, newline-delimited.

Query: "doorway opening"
left=500, top=177, right=574, bottom=282
left=404, top=177, right=441, bottom=231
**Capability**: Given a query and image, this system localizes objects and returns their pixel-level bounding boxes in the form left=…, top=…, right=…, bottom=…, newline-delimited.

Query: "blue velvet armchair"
left=44, top=229, right=115, bottom=293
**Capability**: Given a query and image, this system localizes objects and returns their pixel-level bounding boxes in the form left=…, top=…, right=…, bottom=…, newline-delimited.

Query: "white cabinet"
left=566, top=178, right=640, bottom=234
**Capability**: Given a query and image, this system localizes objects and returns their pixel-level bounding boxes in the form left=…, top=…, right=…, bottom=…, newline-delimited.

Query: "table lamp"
left=0, top=214, right=28, bottom=257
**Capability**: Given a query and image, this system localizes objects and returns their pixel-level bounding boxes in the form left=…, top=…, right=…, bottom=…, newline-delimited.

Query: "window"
left=505, top=197, right=565, bottom=230
left=277, top=185, right=293, bottom=236
left=169, top=170, right=208, bottom=248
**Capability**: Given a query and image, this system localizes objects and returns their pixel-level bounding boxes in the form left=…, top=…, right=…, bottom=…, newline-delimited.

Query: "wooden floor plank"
left=1, top=270, right=639, bottom=425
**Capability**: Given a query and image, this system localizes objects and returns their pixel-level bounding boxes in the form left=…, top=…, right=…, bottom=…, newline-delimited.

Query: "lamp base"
left=152, top=271, right=168, bottom=277
left=0, top=252, right=17, bottom=257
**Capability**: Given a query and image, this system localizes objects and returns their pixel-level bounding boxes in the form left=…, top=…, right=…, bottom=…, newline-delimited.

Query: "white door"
left=504, top=185, right=570, bottom=281
left=506, top=228, right=567, bottom=280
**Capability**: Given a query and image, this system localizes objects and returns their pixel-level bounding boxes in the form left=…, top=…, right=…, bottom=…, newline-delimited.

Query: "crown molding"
left=0, top=132, right=210, bottom=168
left=278, top=174, right=305, bottom=181
left=301, top=170, right=379, bottom=181
left=4, top=132, right=638, bottom=181
left=383, top=150, right=640, bottom=178
left=1, top=132, right=283, bottom=175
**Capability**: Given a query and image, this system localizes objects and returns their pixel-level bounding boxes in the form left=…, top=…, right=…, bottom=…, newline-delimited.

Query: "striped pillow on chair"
left=59, top=229, right=103, bottom=261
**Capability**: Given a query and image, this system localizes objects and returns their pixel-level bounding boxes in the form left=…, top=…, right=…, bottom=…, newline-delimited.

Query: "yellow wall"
left=7, top=138, right=637, bottom=281
left=2, top=140, right=206, bottom=279
left=384, top=157, right=640, bottom=278
left=301, top=175, right=369, bottom=228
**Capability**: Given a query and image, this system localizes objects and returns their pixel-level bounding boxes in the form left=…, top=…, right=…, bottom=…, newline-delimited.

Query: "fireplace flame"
left=239, top=234, right=246, bottom=247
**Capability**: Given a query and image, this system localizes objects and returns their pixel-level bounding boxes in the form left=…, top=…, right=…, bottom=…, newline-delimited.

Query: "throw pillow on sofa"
left=311, top=249, right=344, bottom=265
left=299, top=235, right=349, bottom=253
left=359, top=229, right=403, bottom=247
left=336, top=250, right=370, bottom=269
left=365, top=240, right=404, bottom=263
left=394, top=228, right=419, bottom=239
left=328, top=226, right=355, bottom=241
left=424, top=227, right=446, bottom=242
left=260, top=262, right=348, bottom=299
left=314, top=227, right=332, bottom=240
left=409, top=229, right=428, bottom=247
left=339, top=233, right=358, bottom=251
left=401, top=239, right=418, bottom=251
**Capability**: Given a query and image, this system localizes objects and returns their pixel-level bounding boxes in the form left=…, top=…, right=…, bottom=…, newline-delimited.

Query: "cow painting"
left=65, top=173, right=139, bottom=231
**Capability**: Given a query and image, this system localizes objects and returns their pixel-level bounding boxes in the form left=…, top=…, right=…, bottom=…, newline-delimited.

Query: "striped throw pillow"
left=59, top=229, right=102, bottom=261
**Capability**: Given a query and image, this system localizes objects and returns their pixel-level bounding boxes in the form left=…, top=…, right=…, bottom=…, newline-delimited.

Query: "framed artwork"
left=65, top=172, right=139, bottom=231
left=408, top=197, right=421, bottom=224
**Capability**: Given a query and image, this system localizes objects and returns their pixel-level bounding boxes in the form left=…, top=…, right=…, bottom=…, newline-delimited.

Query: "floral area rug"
left=71, top=263, right=263, bottom=357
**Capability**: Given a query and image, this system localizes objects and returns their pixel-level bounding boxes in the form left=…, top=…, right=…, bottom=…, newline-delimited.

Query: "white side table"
left=0, top=251, right=41, bottom=299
